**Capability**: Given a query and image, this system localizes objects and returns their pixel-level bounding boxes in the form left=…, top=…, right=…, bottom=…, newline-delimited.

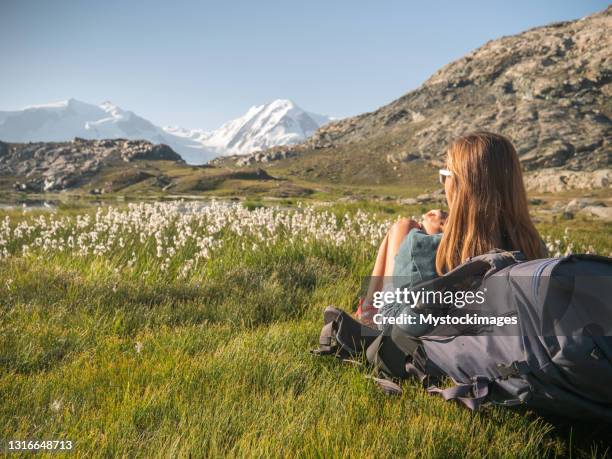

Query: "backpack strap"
left=310, top=306, right=380, bottom=357
left=424, top=359, right=532, bottom=410
left=365, top=375, right=404, bottom=396
left=364, top=325, right=436, bottom=395
left=474, top=250, right=525, bottom=277
left=425, top=376, right=491, bottom=410
left=366, top=324, right=426, bottom=376
left=313, top=321, right=337, bottom=356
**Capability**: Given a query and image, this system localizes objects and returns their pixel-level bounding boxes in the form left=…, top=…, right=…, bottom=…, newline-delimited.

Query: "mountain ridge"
left=0, top=98, right=332, bottom=164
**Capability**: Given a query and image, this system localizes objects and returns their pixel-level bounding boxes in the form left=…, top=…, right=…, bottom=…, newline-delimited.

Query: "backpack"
left=312, top=251, right=612, bottom=421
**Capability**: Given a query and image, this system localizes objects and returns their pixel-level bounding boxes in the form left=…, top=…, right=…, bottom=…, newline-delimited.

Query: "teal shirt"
left=392, top=228, right=442, bottom=284
left=378, top=228, right=442, bottom=333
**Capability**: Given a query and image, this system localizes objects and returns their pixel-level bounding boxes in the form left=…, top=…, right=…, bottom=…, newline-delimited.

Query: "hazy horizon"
left=1, top=0, right=608, bottom=130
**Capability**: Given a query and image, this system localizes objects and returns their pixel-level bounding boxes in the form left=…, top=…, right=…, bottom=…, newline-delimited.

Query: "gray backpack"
left=313, top=251, right=612, bottom=421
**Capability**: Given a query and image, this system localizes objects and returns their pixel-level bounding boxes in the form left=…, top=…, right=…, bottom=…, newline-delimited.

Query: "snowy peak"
left=21, top=99, right=71, bottom=110
left=99, top=100, right=124, bottom=116
left=165, top=99, right=332, bottom=156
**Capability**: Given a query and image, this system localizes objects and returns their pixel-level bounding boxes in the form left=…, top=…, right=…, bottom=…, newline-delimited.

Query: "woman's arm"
left=384, top=218, right=421, bottom=275
left=365, top=232, right=389, bottom=300
left=365, top=218, right=420, bottom=301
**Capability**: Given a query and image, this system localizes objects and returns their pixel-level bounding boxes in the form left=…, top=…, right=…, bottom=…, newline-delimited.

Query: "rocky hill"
left=0, top=138, right=183, bottom=192
left=234, top=7, right=611, bottom=192
left=0, top=137, right=309, bottom=197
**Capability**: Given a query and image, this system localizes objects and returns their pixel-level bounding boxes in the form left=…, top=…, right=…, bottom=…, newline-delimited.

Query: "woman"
left=357, top=131, right=546, bottom=327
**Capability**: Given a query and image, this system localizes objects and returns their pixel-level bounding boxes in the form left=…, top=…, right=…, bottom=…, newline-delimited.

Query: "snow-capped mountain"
left=0, top=99, right=209, bottom=164
left=164, top=99, right=332, bottom=156
left=0, top=98, right=332, bottom=164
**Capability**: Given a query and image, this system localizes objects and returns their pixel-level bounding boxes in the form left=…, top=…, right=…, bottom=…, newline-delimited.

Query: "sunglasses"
left=439, top=168, right=452, bottom=185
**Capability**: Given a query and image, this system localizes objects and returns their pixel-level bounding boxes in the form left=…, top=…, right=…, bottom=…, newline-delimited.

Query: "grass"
left=0, top=202, right=611, bottom=458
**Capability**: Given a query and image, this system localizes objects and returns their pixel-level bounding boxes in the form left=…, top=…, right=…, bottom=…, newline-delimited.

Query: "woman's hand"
left=394, top=217, right=423, bottom=234
left=421, top=209, right=447, bottom=234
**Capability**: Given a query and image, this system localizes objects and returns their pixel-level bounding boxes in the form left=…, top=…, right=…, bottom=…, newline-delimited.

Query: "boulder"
left=524, top=168, right=612, bottom=193
left=579, top=206, right=612, bottom=221
left=128, top=144, right=184, bottom=162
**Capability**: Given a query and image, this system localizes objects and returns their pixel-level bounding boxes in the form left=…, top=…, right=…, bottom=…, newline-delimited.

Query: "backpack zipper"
left=531, top=258, right=558, bottom=303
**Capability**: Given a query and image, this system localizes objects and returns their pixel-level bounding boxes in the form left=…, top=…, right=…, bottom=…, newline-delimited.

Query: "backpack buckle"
left=496, top=361, right=529, bottom=379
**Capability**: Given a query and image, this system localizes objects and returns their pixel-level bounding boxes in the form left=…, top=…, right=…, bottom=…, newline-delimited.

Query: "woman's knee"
left=389, top=218, right=413, bottom=239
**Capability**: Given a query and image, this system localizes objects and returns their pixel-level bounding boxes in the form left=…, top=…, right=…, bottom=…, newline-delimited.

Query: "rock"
left=236, top=156, right=256, bottom=167
left=414, top=190, right=446, bottom=204
left=232, top=145, right=299, bottom=166
left=579, top=206, right=612, bottom=221
left=523, top=141, right=575, bottom=169
left=0, top=139, right=184, bottom=192
left=524, top=168, right=612, bottom=193
left=398, top=198, right=418, bottom=205
left=550, top=201, right=566, bottom=213
left=564, top=198, right=604, bottom=213
left=231, top=168, right=274, bottom=180
left=43, top=177, right=57, bottom=192
left=386, top=152, right=421, bottom=164
left=154, top=175, right=172, bottom=187
left=128, top=143, right=183, bottom=162
left=13, top=182, right=29, bottom=192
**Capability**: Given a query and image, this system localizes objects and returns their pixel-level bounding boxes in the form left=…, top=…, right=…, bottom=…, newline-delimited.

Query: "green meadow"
left=1, top=200, right=611, bottom=458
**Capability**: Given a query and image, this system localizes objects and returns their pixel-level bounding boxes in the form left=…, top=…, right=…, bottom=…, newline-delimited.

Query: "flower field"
left=0, top=201, right=388, bottom=273
left=1, top=201, right=610, bottom=457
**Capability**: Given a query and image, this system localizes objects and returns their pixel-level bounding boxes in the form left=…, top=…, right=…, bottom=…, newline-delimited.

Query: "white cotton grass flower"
left=0, top=202, right=597, bottom=276
left=50, top=399, right=62, bottom=412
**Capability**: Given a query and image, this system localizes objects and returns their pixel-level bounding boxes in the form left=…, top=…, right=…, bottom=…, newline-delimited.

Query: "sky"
left=0, top=0, right=608, bottom=130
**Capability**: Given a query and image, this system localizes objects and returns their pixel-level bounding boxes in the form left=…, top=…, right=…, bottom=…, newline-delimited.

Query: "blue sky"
left=1, top=0, right=608, bottom=129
